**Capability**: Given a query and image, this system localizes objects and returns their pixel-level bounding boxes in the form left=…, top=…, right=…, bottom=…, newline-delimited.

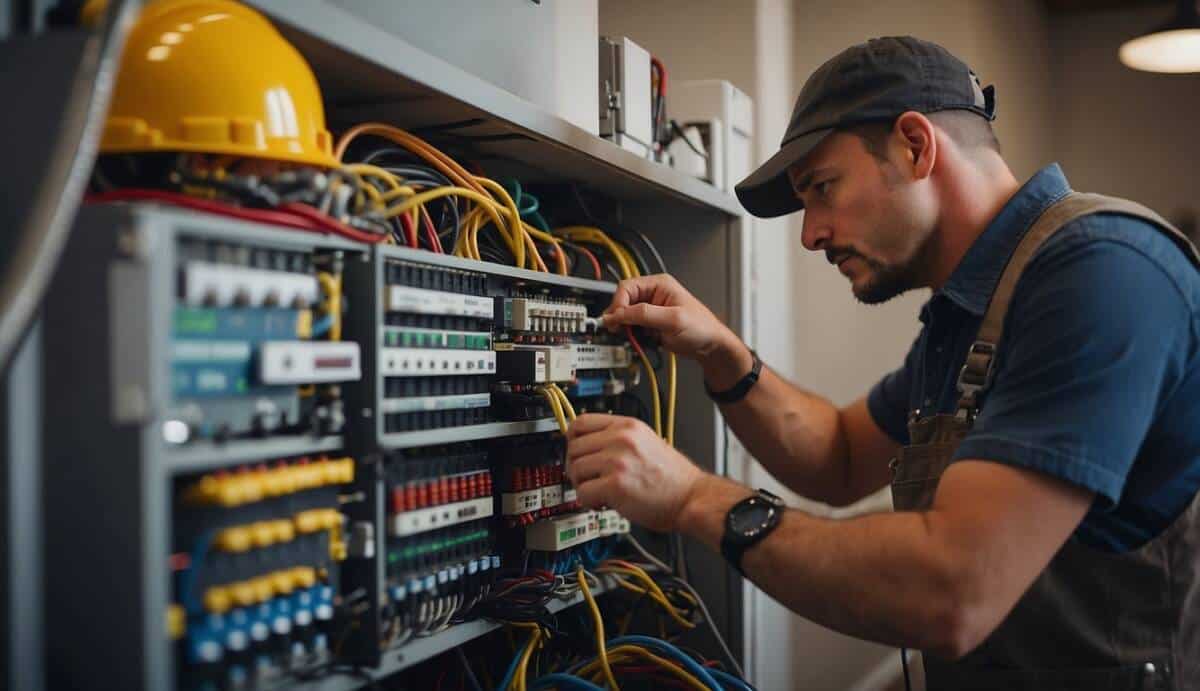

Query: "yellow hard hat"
left=99, top=0, right=337, bottom=167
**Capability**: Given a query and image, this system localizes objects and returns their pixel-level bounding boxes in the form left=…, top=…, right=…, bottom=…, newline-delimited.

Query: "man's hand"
left=604, top=275, right=751, bottom=389
left=565, top=413, right=704, bottom=532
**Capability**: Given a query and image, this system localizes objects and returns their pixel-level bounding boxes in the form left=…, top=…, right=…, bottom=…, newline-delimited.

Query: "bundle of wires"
left=494, top=560, right=753, bottom=691
left=335, top=123, right=568, bottom=275
left=87, top=154, right=399, bottom=245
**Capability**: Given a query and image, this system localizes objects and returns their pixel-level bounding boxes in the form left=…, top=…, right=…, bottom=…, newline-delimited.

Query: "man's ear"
left=893, top=111, right=936, bottom=181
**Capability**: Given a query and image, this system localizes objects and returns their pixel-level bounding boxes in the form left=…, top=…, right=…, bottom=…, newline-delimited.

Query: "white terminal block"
left=501, top=489, right=543, bottom=516
left=597, top=509, right=630, bottom=537
left=541, top=484, right=563, bottom=508
left=568, top=344, right=631, bottom=370
left=182, top=262, right=319, bottom=308
left=525, top=510, right=600, bottom=551
left=389, top=497, right=494, bottom=537
left=539, top=347, right=577, bottom=383
left=258, top=341, right=362, bottom=385
left=501, top=298, right=588, bottom=333
left=379, top=393, right=490, bottom=414
left=379, top=348, right=496, bottom=377
left=386, top=285, right=493, bottom=318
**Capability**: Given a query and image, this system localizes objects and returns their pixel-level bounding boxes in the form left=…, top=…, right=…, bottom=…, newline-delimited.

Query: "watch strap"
left=705, top=349, right=762, bottom=404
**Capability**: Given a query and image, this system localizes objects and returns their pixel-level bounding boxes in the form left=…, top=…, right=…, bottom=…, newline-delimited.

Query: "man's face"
left=788, top=131, right=936, bottom=304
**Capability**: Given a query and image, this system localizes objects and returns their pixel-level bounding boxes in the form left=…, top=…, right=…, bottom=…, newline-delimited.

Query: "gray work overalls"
left=890, top=193, right=1200, bottom=690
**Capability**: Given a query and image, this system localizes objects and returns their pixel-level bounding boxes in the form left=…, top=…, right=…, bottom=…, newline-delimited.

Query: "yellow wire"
left=513, top=627, right=540, bottom=691
left=550, top=383, right=577, bottom=421
left=666, top=353, right=676, bottom=447
left=341, top=163, right=404, bottom=193
left=472, top=176, right=537, bottom=271
left=579, top=646, right=709, bottom=691
left=634, top=357, right=662, bottom=437
left=578, top=566, right=620, bottom=691
left=596, top=567, right=694, bottom=629
left=316, top=272, right=342, bottom=341
left=537, top=386, right=569, bottom=434
left=602, top=561, right=694, bottom=622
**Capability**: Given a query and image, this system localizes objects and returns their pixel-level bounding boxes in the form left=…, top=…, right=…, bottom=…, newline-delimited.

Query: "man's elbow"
left=920, top=575, right=1001, bottom=661
left=923, top=603, right=991, bottom=660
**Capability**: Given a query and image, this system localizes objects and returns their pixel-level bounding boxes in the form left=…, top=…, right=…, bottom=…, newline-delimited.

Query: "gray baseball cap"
left=735, top=36, right=996, bottom=218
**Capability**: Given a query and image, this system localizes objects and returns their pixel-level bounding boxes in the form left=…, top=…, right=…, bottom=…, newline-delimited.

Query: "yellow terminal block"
left=276, top=465, right=300, bottom=496
left=330, top=539, right=348, bottom=562
left=250, top=522, right=276, bottom=549
left=294, top=510, right=324, bottom=534
left=251, top=576, right=275, bottom=604
left=184, top=475, right=221, bottom=505
left=271, top=570, right=296, bottom=596
left=230, top=581, right=257, bottom=608
left=292, top=566, right=317, bottom=589
left=204, top=587, right=232, bottom=615
left=271, top=519, right=295, bottom=544
left=320, top=508, right=343, bottom=530
left=215, top=525, right=253, bottom=553
left=334, top=457, right=355, bottom=484
left=167, top=604, right=186, bottom=640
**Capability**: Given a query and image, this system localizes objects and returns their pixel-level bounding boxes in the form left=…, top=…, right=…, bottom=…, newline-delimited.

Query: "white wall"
left=1051, top=5, right=1200, bottom=225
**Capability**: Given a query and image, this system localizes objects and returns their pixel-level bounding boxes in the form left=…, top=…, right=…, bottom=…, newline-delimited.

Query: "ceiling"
left=1043, top=0, right=1169, bottom=12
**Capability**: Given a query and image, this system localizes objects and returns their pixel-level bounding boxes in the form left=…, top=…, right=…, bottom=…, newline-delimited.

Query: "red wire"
left=566, top=241, right=602, bottom=280
left=397, top=211, right=419, bottom=248
left=626, top=326, right=649, bottom=361
left=86, top=189, right=325, bottom=232
left=85, top=189, right=389, bottom=244
left=419, top=205, right=443, bottom=253
left=278, top=202, right=388, bottom=244
left=650, top=56, right=668, bottom=96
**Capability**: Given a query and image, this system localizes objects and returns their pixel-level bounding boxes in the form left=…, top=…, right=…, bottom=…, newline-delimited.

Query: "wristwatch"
left=704, top=349, right=762, bottom=404
left=720, top=489, right=785, bottom=576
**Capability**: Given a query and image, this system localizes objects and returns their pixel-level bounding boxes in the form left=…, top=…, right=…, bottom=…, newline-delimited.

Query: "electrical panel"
left=43, top=203, right=665, bottom=690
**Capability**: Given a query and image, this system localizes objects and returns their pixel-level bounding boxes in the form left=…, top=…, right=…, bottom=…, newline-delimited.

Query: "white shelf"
left=246, top=0, right=742, bottom=217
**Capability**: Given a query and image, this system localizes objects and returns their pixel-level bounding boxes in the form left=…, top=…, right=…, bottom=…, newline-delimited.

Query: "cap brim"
left=734, top=128, right=832, bottom=218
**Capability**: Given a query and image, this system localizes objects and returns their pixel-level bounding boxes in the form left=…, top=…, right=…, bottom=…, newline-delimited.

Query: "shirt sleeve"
left=952, top=229, right=1193, bottom=507
left=868, top=332, right=923, bottom=445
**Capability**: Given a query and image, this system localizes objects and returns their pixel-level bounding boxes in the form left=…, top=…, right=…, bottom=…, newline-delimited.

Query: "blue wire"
left=496, top=638, right=524, bottom=691
left=709, top=668, right=756, bottom=691
left=311, top=315, right=334, bottom=337
left=608, top=635, right=724, bottom=690
left=181, top=529, right=215, bottom=614
left=528, top=674, right=604, bottom=691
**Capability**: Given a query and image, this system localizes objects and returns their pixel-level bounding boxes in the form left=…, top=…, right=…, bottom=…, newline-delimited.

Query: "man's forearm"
left=679, top=474, right=972, bottom=657
left=700, top=342, right=856, bottom=505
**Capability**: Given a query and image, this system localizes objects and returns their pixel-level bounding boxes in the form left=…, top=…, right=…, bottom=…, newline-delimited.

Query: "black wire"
left=669, top=119, right=710, bottom=160
left=902, top=648, right=912, bottom=691
left=456, top=646, right=484, bottom=691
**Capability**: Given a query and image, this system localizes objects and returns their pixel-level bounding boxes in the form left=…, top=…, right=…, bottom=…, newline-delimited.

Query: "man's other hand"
left=565, top=413, right=703, bottom=532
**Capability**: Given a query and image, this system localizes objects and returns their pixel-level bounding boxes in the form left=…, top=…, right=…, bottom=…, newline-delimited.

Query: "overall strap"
left=955, top=192, right=1200, bottom=419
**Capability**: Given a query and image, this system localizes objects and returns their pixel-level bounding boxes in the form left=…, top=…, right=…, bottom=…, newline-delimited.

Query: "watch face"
left=730, top=500, right=773, bottom=535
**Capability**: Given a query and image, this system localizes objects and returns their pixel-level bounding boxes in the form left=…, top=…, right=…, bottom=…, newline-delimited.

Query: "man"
left=566, top=36, right=1200, bottom=688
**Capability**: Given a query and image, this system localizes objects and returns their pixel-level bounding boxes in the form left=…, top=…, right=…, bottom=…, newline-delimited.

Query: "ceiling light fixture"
left=1119, top=0, right=1200, bottom=73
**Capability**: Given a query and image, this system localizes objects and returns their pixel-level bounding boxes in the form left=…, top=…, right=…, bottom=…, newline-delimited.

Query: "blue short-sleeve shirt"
left=867, top=164, right=1200, bottom=552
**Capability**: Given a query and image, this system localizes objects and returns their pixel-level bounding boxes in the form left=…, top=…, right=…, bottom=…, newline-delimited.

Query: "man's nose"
left=800, top=212, right=832, bottom=252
